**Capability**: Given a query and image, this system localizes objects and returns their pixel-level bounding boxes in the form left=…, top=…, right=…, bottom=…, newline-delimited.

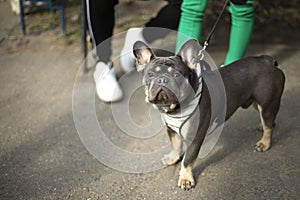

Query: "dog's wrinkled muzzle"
left=148, top=86, right=170, bottom=104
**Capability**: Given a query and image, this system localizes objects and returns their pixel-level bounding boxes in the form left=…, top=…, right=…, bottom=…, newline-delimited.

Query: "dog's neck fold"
left=161, top=73, right=203, bottom=135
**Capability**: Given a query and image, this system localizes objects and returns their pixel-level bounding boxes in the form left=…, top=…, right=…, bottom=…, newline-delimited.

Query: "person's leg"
left=176, top=0, right=208, bottom=52
left=86, top=0, right=123, bottom=102
left=86, top=0, right=117, bottom=63
left=120, top=0, right=182, bottom=71
left=143, top=0, right=182, bottom=43
left=224, top=0, right=254, bottom=65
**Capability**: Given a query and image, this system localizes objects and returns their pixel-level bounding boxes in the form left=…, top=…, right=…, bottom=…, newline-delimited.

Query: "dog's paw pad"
left=255, top=140, right=270, bottom=152
left=161, top=152, right=180, bottom=166
left=178, top=178, right=195, bottom=190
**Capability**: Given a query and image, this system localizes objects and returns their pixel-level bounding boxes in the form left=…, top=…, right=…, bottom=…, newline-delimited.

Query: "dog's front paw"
left=178, top=177, right=195, bottom=190
left=255, top=139, right=271, bottom=152
left=178, top=165, right=195, bottom=190
left=161, top=152, right=180, bottom=165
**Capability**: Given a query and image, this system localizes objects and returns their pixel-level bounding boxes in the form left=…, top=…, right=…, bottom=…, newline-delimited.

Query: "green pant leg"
left=225, top=0, right=254, bottom=65
left=176, top=0, right=208, bottom=52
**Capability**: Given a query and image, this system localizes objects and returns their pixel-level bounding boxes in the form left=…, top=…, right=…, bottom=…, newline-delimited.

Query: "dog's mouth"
left=147, top=86, right=179, bottom=111
left=148, top=87, right=169, bottom=103
left=148, top=88, right=164, bottom=102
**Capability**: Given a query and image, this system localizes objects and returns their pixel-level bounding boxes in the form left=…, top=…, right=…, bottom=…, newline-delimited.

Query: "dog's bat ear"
left=133, top=41, right=155, bottom=73
left=176, top=39, right=201, bottom=70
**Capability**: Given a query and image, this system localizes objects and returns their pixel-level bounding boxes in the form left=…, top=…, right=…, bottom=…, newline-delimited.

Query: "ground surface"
left=0, top=0, right=300, bottom=199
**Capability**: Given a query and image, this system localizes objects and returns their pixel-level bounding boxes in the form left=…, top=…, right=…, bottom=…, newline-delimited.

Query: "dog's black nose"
left=157, top=76, right=169, bottom=85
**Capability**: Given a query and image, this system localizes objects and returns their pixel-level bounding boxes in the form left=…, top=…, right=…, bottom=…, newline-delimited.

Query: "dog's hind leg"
left=255, top=102, right=279, bottom=152
left=252, top=102, right=263, bottom=131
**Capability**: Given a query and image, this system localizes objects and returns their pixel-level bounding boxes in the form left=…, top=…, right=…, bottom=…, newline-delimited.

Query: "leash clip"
left=197, top=41, right=208, bottom=61
left=195, top=41, right=209, bottom=77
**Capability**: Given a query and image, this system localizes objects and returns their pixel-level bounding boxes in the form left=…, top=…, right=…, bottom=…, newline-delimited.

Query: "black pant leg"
left=143, top=0, right=182, bottom=43
left=86, top=0, right=118, bottom=63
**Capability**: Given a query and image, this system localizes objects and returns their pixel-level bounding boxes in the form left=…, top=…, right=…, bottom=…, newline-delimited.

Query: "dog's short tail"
left=273, top=59, right=279, bottom=67
left=260, top=55, right=279, bottom=67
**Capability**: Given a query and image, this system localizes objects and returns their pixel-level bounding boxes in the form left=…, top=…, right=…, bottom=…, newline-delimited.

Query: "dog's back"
left=218, top=55, right=285, bottom=120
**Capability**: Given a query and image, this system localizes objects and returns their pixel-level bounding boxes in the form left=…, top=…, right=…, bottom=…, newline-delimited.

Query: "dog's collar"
left=161, top=74, right=203, bottom=135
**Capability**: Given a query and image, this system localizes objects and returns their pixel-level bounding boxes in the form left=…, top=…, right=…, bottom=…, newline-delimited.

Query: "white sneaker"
left=120, top=28, right=147, bottom=72
left=93, top=62, right=123, bottom=102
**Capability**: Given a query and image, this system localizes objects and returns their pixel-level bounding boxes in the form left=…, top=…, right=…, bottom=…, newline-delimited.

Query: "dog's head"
left=133, top=39, right=202, bottom=113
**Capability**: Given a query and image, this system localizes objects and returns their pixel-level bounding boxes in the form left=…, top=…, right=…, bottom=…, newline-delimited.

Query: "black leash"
left=205, top=0, right=230, bottom=45
left=198, top=0, right=229, bottom=57
left=196, top=0, right=229, bottom=70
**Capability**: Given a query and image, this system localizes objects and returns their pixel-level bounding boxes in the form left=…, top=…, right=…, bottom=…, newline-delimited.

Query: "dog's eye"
left=148, top=72, right=154, bottom=77
left=173, top=72, right=180, bottom=78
